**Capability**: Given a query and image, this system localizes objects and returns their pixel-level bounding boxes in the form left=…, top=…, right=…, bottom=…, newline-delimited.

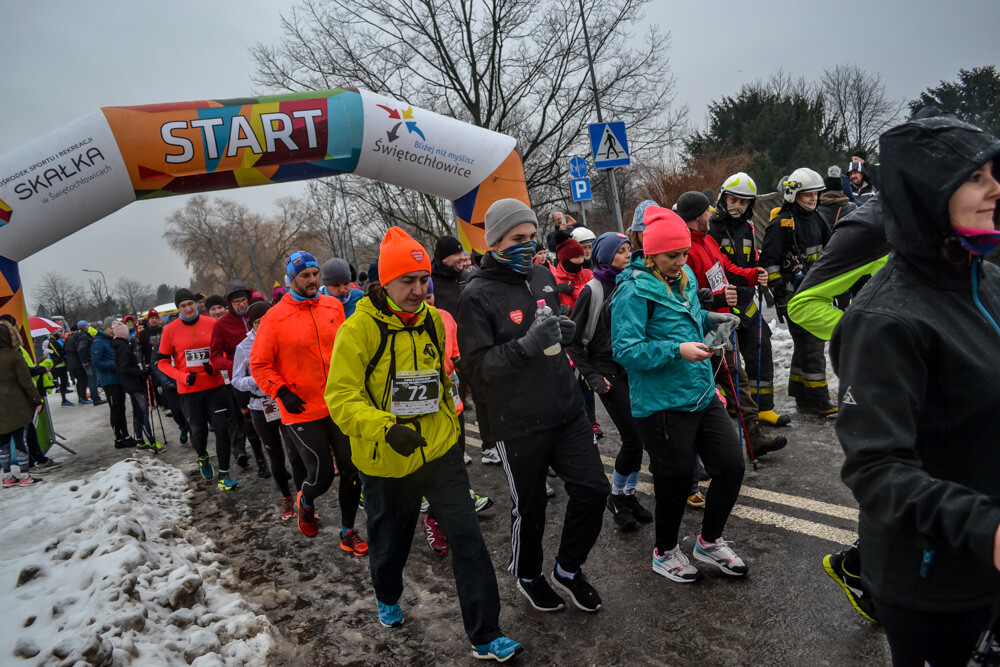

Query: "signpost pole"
left=579, top=0, right=624, bottom=233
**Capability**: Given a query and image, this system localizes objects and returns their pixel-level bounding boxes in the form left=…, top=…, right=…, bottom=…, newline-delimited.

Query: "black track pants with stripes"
left=496, top=412, right=609, bottom=578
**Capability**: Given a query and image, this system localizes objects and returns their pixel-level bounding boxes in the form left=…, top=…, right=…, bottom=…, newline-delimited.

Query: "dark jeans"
left=361, top=445, right=502, bottom=646
left=103, top=384, right=129, bottom=442
left=250, top=410, right=306, bottom=498
left=1, top=426, right=29, bottom=472
left=69, top=365, right=89, bottom=401
left=127, top=390, right=153, bottom=442
left=873, top=598, right=990, bottom=666
left=598, top=371, right=644, bottom=477
left=85, top=364, right=103, bottom=402
left=283, top=416, right=360, bottom=526
left=179, top=384, right=233, bottom=471
left=637, top=398, right=745, bottom=551
left=495, top=412, right=609, bottom=578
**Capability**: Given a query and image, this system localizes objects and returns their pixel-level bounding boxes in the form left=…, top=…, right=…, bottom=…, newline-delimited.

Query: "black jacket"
left=760, top=202, right=831, bottom=305
left=113, top=337, right=148, bottom=395
left=430, top=261, right=469, bottom=317
left=136, top=325, right=163, bottom=367
left=708, top=209, right=760, bottom=316
left=832, top=113, right=1000, bottom=613
left=566, top=271, right=624, bottom=388
left=457, top=253, right=584, bottom=440
left=64, top=333, right=81, bottom=370
left=76, top=331, right=94, bottom=364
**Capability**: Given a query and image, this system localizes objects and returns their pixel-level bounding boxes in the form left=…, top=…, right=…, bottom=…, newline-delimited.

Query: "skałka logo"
left=0, top=196, right=11, bottom=226
left=377, top=104, right=425, bottom=142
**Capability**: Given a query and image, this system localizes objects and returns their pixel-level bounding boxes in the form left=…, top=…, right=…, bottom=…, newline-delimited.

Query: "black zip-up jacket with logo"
left=831, top=113, right=1000, bottom=613
left=457, top=252, right=584, bottom=440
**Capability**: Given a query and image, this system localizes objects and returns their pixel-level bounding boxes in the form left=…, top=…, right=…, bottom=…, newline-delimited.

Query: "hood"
left=881, top=113, right=1000, bottom=266
left=820, top=190, right=852, bottom=207
left=224, top=279, right=251, bottom=303
left=353, top=293, right=431, bottom=330
left=0, top=322, right=18, bottom=350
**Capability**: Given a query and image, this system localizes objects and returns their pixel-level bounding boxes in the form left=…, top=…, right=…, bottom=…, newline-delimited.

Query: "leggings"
left=128, top=391, right=154, bottom=442
left=69, top=366, right=89, bottom=401
left=1, top=426, right=30, bottom=473
left=283, top=416, right=360, bottom=527
left=179, top=385, right=232, bottom=471
left=250, top=410, right=306, bottom=498
left=598, top=371, right=644, bottom=478
left=637, top=397, right=745, bottom=551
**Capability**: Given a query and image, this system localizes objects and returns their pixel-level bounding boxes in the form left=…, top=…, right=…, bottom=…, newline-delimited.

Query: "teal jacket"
left=611, top=258, right=713, bottom=417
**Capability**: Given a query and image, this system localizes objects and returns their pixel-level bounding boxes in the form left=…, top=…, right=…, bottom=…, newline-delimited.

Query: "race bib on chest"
left=390, top=369, right=440, bottom=416
left=185, top=347, right=210, bottom=367
left=706, top=262, right=728, bottom=293
left=262, top=396, right=281, bottom=422
left=450, top=371, right=461, bottom=409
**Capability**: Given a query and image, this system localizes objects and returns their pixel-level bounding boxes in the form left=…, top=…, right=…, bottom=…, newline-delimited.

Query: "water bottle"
left=535, top=299, right=562, bottom=356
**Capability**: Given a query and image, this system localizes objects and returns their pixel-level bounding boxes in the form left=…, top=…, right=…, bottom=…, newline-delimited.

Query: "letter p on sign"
left=570, top=177, right=591, bottom=202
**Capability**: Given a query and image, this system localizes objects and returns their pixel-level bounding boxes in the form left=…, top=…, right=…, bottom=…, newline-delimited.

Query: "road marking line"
left=466, top=431, right=857, bottom=544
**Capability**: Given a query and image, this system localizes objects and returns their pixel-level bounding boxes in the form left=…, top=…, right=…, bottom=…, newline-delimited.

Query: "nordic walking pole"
left=149, top=375, right=169, bottom=445
left=144, top=374, right=157, bottom=448
left=756, top=288, right=764, bottom=402
left=721, top=341, right=758, bottom=470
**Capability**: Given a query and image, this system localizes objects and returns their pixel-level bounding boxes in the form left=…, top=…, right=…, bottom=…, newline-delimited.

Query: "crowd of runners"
left=3, top=107, right=1000, bottom=664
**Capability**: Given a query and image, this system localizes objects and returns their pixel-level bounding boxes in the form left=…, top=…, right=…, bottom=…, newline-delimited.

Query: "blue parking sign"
left=571, top=178, right=592, bottom=202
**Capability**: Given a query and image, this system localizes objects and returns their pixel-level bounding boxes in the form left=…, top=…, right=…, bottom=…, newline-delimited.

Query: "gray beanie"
left=630, top=199, right=658, bottom=233
left=484, top=198, right=537, bottom=247
left=321, top=258, right=352, bottom=286
left=102, top=316, right=115, bottom=330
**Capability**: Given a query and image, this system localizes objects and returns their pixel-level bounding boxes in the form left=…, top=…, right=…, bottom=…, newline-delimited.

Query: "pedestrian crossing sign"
left=589, top=122, right=630, bottom=169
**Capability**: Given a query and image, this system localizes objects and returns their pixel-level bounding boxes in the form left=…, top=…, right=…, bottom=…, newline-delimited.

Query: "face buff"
left=726, top=202, right=748, bottom=218
left=954, top=226, right=1000, bottom=256
left=492, top=240, right=537, bottom=275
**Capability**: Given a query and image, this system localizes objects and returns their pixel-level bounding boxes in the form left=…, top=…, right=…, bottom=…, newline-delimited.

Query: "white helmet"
left=719, top=172, right=758, bottom=201
left=782, top=167, right=825, bottom=203
left=571, top=226, right=597, bottom=245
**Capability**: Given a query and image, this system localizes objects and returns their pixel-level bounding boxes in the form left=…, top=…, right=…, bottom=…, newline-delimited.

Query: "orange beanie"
left=378, top=227, right=432, bottom=285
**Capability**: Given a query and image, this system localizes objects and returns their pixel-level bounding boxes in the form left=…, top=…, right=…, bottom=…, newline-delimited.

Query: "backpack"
left=581, top=278, right=604, bottom=349
left=362, top=310, right=445, bottom=411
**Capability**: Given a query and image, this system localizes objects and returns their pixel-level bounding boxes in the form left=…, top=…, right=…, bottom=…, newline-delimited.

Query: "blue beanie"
left=591, top=232, right=630, bottom=268
left=286, top=250, right=319, bottom=279
left=77, top=320, right=88, bottom=328
left=630, top=199, right=658, bottom=232
left=427, top=277, right=434, bottom=294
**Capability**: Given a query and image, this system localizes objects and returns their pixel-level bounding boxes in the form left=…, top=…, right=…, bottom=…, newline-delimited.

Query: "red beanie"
left=556, top=238, right=586, bottom=263
left=379, top=226, right=432, bottom=285
left=642, top=207, right=691, bottom=255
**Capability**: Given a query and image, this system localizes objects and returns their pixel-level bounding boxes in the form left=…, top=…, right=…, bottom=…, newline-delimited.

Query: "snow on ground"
left=1, top=457, right=275, bottom=665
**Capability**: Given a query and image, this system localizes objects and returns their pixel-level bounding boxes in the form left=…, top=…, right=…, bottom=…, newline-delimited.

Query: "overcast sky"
left=3, top=0, right=997, bottom=312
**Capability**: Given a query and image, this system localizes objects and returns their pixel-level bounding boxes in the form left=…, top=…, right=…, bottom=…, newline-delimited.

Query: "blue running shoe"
left=217, top=472, right=238, bottom=491
left=377, top=600, right=403, bottom=628
left=472, top=636, right=523, bottom=662
left=198, top=456, right=214, bottom=480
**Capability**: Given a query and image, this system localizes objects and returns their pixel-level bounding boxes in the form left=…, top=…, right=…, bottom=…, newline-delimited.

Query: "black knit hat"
left=675, top=191, right=711, bottom=223
left=174, top=288, right=197, bottom=307
left=204, top=294, right=227, bottom=312
left=246, top=301, right=270, bottom=325
left=434, top=235, right=464, bottom=262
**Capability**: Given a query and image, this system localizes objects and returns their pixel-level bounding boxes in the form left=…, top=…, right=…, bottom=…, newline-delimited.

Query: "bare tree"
left=33, top=272, right=85, bottom=321
left=164, top=195, right=321, bottom=293
left=252, top=0, right=686, bottom=233
left=115, top=277, right=152, bottom=316
left=820, top=65, right=906, bottom=155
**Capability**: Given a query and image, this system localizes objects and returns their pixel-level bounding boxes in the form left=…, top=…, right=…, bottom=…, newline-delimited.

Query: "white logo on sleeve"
left=841, top=386, right=857, bottom=406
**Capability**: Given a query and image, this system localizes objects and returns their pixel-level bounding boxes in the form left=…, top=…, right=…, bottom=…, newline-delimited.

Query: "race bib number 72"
left=390, top=370, right=440, bottom=416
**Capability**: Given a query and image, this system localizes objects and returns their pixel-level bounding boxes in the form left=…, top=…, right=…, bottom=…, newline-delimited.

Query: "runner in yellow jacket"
left=325, top=226, right=522, bottom=662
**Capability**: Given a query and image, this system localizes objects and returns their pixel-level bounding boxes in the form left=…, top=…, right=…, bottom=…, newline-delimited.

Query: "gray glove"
left=518, top=315, right=561, bottom=357
left=704, top=312, right=740, bottom=352
left=557, top=316, right=576, bottom=345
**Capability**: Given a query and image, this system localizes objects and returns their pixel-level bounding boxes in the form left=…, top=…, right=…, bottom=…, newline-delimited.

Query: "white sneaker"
left=653, top=546, right=703, bottom=583
left=463, top=452, right=472, bottom=465
left=692, top=535, right=749, bottom=576
left=481, top=449, right=501, bottom=465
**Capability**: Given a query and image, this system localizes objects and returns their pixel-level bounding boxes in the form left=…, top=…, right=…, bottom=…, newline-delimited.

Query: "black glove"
left=554, top=283, right=575, bottom=295
left=203, top=362, right=215, bottom=375
left=385, top=424, right=426, bottom=457
left=696, top=288, right=714, bottom=311
left=557, top=316, right=576, bottom=345
left=517, top=315, right=561, bottom=357
left=276, top=385, right=306, bottom=414
left=185, top=372, right=197, bottom=386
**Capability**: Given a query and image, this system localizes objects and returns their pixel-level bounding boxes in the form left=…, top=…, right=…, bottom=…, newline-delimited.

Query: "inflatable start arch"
left=0, top=87, right=530, bottom=342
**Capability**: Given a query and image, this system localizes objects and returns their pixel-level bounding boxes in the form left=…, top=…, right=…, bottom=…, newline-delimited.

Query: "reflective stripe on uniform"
left=789, top=372, right=828, bottom=388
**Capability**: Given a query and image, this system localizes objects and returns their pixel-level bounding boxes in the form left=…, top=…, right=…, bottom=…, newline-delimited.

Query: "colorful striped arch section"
left=0, top=87, right=529, bottom=345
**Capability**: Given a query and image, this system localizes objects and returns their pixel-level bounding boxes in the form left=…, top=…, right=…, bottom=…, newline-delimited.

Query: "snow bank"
left=1, top=458, right=274, bottom=665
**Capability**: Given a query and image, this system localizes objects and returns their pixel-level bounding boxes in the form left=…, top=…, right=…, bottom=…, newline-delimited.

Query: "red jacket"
left=249, top=293, right=346, bottom=424
left=157, top=316, right=225, bottom=395
left=210, top=309, right=251, bottom=374
left=551, top=263, right=593, bottom=311
left=686, top=229, right=760, bottom=312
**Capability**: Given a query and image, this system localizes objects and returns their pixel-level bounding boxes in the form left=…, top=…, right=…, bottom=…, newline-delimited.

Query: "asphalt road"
left=39, top=374, right=889, bottom=666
